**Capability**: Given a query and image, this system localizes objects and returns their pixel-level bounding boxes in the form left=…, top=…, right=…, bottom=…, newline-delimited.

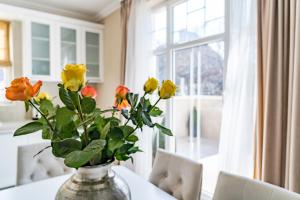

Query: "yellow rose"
left=144, top=77, right=159, bottom=94
left=159, top=80, right=176, bottom=99
left=61, top=64, right=87, bottom=91
left=35, top=92, right=51, bottom=102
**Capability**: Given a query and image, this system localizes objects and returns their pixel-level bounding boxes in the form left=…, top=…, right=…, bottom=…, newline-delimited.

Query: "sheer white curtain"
left=218, top=0, right=257, bottom=177
left=124, top=0, right=154, bottom=178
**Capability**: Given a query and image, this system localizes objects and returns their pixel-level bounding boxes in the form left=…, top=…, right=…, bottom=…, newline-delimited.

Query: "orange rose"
left=5, top=77, right=42, bottom=101
left=114, top=99, right=130, bottom=110
left=115, top=85, right=129, bottom=99
left=81, top=85, right=97, bottom=99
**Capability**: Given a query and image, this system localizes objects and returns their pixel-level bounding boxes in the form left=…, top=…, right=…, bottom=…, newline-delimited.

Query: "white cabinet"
left=23, top=16, right=104, bottom=82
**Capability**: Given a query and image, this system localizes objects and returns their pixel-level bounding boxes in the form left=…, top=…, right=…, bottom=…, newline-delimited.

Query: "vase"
left=55, top=161, right=131, bottom=200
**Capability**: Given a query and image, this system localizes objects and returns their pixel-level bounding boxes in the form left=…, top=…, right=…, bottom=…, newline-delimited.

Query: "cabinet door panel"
left=61, top=27, right=77, bottom=67
left=32, top=39, right=50, bottom=59
left=85, top=31, right=100, bottom=78
left=32, top=23, right=49, bottom=38
left=32, top=60, right=50, bottom=75
left=31, top=22, right=51, bottom=76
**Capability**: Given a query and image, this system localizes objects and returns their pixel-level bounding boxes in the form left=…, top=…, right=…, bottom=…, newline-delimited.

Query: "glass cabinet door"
left=85, top=31, right=100, bottom=78
left=31, top=22, right=50, bottom=76
left=61, top=27, right=77, bottom=67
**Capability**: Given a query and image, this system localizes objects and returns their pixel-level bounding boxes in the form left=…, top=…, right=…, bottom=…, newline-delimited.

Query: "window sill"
left=0, top=101, right=15, bottom=107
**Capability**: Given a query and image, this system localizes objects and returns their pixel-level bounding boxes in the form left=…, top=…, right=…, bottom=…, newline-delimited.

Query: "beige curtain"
left=0, top=20, right=11, bottom=67
left=120, top=0, right=132, bottom=84
left=255, top=0, right=300, bottom=192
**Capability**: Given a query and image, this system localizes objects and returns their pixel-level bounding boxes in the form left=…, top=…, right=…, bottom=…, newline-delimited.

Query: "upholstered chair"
left=213, top=171, right=300, bottom=200
left=16, top=142, right=72, bottom=185
left=149, top=149, right=203, bottom=200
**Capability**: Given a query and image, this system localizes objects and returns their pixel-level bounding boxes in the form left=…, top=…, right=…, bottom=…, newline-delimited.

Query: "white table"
left=0, top=166, right=176, bottom=200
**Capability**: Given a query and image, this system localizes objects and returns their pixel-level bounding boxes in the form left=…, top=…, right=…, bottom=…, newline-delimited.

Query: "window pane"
left=155, top=54, right=167, bottom=82
left=173, top=40, right=224, bottom=194
left=0, top=68, right=4, bottom=82
left=175, top=41, right=224, bottom=96
left=151, top=8, right=167, bottom=50
left=152, top=54, right=168, bottom=160
left=173, top=0, right=224, bottom=44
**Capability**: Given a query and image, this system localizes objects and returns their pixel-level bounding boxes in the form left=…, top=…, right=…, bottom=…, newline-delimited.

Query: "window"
left=0, top=20, right=12, bottom=104
left=151, top=0, right=226, bottom=196
left=0, top=67, right=12, bottom=103
left=0, top=21, right=11, bottom=66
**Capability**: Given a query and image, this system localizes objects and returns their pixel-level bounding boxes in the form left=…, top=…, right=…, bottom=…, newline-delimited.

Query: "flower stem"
left=76, top=95, right=89, bottom=147
left=28, top=100, right=61, bottom=139
left=149, top=97, right=161, bottom=112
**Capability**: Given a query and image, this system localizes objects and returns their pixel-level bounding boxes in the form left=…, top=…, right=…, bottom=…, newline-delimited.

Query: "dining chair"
left=149, top=149, right=203, bottom=200
left=213, top=171, right=300, bottom=200
left=16, top=142, right=72, bottom=185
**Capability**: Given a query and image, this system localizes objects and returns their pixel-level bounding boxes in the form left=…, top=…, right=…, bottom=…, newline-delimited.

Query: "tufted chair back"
left=213, top=171, right=300, bottom=200
left=16, top=142, right=73, bottom=185
left=149, top=149, right=203, bottom=200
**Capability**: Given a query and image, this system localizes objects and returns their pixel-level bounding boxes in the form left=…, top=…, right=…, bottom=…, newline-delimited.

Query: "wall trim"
left=0, top=0, right=120, bottom=22
left=94, top=0, right=120, bottom=21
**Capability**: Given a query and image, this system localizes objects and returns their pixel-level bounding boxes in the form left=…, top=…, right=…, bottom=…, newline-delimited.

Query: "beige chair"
left=213, top=171, right=300, bottom=200
left=16, top=142, right=72, bottom=185
left=149, top=149, right=203, bottom=200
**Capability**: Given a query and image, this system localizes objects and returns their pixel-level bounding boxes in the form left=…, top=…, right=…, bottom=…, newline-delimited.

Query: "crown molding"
left=94, top=0, right=120, bottom=21
left=0, top=0, right=120, bottom=22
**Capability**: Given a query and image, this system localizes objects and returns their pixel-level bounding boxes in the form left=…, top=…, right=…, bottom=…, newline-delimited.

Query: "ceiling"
left=0, top=0, right=120, bottom=21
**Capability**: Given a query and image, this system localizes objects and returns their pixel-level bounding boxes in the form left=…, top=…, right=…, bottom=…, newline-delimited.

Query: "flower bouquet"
left=5, top=64, right=176, bottom=199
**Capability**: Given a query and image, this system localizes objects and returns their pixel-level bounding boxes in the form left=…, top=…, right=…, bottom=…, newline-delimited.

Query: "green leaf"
left=64, top=151, right=94, bottom=168
left=24, top=101, right=30, bottom=112
left=84, top=139, right=106, bottom=153
left=149, top=107, right=163, bottom=117
left=88, top=125, right=100, bottom=140
left=115, top=154, right=131, bottom=161
left=108, top=117, right=121, bottom=127
left=52, top=138, right=82, bottom=158
left=14, top=122, right=43, bottom=136
left=108, top=139, right=124, bottom=152
left=95, top=115, right=106, bottom=129
left=141, top=111, right=154, bottom=127
left=64, top=139, right=106, bottom=168
left=55, top=107, right=75, bottom=130
left=127, top=93, right=139, bottom=108
left=140, top=98, right=151, bottom=112
left=68, top=91, right=80, bottom=108
left=155, top=123, right=173, bottom=136
left=119, top=126, right=134, bottom=138
left=128, top=146, right=142, bottom=154
left=126, top=134, right=138, bottom=142
left=108, top=127, right=124, bottom=140
left=131, top=109, right=143, bottom=128
left=118, top=143, right=134, bottom=154
left=42, top=127, right=51, bottom=139
left=59, top=87, right=75, bottom=110
left=100, top=122, right=110, bottom=139
left=81, top=97, right=96, bottom=114
left=40, top=99, right=55, bottom=116
left=58, top=121, right=79, bottom=139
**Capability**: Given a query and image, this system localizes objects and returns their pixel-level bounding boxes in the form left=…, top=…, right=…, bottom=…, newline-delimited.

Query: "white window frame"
left=0, top=23, right=13, bottom=105
left=153, top=0, right=229, bottom=82
left=151, top=0, right=229, bottom=197
left=0, top=67, right=13, bottom=105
